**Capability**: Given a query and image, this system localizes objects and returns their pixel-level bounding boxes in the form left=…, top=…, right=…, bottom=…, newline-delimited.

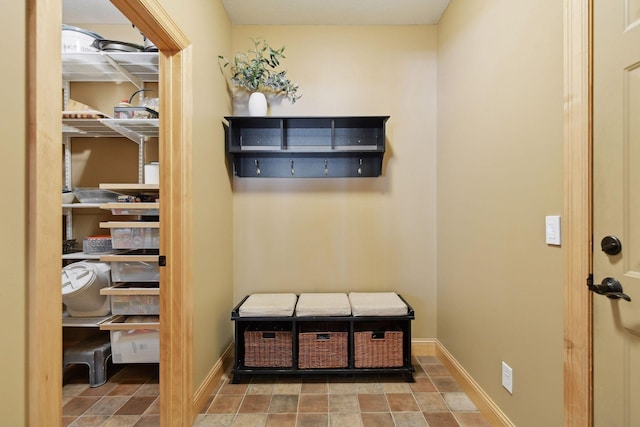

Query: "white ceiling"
left=63, top=0, right=129, bottom=24
left=221, top=0, right=451, bottom=25
left=63, top=0, right=451, bottom=26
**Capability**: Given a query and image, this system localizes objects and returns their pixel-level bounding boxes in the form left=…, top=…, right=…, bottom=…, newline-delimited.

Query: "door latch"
left=587, top=275, right=631, bottom=301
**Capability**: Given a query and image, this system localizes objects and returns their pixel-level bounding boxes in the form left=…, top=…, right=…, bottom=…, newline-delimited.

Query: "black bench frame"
left=230, top=294, right=415, bottom=383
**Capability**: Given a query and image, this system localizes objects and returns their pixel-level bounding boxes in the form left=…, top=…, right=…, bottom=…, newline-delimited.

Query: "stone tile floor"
left=194, top=355, right=491, bottom=427
left=63, top=363, right=159, bottom=426
left=62, top=355, right=491, bottom=426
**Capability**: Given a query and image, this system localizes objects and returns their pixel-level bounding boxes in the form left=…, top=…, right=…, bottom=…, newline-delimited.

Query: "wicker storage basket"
left=298, top=323, right=348, bottom=369
left=244, top=324, right=292, bottom=367
left=354, top=326, right=403, bottom=368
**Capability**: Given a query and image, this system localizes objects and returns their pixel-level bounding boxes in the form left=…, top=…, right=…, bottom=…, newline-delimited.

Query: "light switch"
left=546, top=215, right=561, bottom=245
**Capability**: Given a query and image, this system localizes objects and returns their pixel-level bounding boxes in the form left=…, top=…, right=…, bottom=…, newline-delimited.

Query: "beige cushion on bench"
left=295, top=293, right=351, bottom=317
left=238, top=293, right=298, bottom=317
left=348, top=292, right=408, bottom=316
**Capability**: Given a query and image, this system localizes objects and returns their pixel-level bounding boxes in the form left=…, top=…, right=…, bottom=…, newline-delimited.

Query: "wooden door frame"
left=563, top=0, right=593, bottom=425
left=27, top=0, right=193, bottom=425
left=27, top=0, right=63, bottom=424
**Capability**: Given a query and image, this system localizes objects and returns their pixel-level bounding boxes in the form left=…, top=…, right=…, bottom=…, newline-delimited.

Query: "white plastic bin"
left=61, top=261, right=111, bottom=317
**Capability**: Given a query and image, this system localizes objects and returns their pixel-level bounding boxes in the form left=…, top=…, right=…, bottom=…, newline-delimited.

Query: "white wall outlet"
left=545, top=215, right=561, bottom=245
left=502, top=361, right=513, bottom=394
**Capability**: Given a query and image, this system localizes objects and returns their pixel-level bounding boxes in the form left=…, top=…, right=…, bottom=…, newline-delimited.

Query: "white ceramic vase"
left=248, top=92, right=268, bottom=116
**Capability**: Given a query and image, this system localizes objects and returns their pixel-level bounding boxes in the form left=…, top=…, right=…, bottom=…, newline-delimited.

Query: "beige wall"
left=0, top=2, right=26, bottom=425
left=230, top=25, right=438, bottom=338
left=155, top=0, right=234, bottom=391
left=437, top=0, right=564, bottom=425
left=6, top=1, right=570, bottom=423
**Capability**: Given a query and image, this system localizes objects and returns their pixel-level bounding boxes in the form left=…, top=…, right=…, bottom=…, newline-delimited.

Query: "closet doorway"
left=28, top=0, right=193, bottom=425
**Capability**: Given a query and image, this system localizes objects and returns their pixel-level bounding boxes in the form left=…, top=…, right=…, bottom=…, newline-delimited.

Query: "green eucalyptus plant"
left=218, top=38, right=301, bottom=104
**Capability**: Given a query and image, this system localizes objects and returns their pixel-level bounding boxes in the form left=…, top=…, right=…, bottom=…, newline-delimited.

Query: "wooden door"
left=593, top=0, right=640, bottom=424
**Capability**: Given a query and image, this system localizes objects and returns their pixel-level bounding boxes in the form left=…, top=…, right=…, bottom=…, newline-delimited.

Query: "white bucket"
left=62, top=261, right=111, bottom=317
left=144, top=162, right=159, bottom=184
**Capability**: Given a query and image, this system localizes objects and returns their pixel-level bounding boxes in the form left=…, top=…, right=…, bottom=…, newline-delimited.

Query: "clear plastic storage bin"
left=101, top=315, right=160, bottom=364
left=103, top=223, right=159, bottom=249
left=110, top=328, right=159, bottom=363
left=111, top=261, right=159, bottom=282
left=110, top=294, right=159, bottom=315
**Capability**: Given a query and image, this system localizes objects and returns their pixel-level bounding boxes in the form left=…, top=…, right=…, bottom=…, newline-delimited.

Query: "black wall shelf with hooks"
left=224, top=116, right=389, bottom=178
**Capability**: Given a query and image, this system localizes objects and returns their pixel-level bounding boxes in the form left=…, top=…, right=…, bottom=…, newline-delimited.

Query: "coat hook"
left=357, top=158, right=363, bottom=175
left=254, top=159, right=261, bottom=176
left=290, top=160, right=295, bottom=176
left=324, top=159, right=328, bottom=176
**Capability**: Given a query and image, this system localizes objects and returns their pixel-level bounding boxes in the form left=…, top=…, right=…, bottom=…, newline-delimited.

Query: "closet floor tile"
left=61, top=355, right=491, bottom=426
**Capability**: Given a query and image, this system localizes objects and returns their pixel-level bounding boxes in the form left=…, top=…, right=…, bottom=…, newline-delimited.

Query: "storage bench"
left=230, top=292, right=414, bottom=383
